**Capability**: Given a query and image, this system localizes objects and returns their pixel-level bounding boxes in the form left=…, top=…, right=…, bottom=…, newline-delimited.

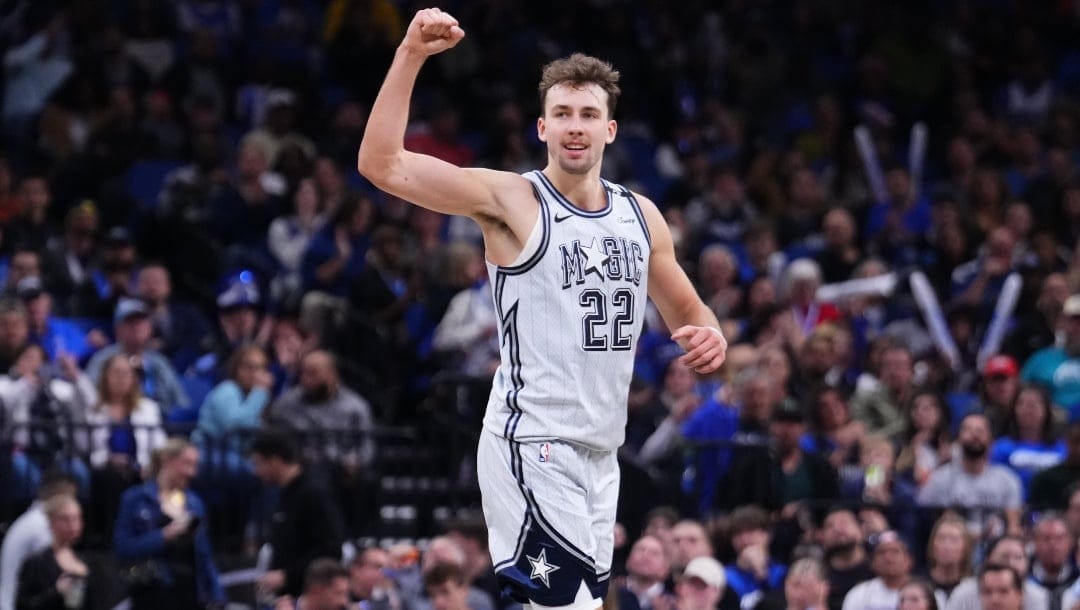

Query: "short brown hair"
left=538, top=53, right=621, bottom=117
left=424, top=561, right=467, bottom=589
left=305, top=558, right=348, bottom=591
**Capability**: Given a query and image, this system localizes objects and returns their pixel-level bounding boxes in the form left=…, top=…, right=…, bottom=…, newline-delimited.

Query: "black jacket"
left=16, top=548, right=104, bottom=610
left=267, top=468, right=346, bottom=597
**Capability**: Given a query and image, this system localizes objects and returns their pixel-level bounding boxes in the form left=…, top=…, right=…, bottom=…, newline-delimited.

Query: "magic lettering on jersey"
left=559, top=236, right=645, bottom=288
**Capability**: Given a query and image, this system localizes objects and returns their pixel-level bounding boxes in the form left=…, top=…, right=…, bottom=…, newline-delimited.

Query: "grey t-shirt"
left=916, top=462, right=1023, bottom=510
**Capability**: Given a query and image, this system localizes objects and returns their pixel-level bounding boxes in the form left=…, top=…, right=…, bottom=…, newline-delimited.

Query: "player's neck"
left=541, top=166, right=606, bottom=212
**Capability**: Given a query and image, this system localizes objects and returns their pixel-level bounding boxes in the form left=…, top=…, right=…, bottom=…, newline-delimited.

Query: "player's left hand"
left=672, top=325, right=727, bottom=374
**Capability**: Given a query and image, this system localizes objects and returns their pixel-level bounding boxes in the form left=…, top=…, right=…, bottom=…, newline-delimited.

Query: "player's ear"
left=537, top=116, right=547, bottom=142
left=606, top=119, right=617, bottom=144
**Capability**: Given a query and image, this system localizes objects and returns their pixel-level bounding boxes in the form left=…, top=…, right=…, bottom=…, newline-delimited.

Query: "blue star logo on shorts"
left=526, top=548, right=560, bottom=587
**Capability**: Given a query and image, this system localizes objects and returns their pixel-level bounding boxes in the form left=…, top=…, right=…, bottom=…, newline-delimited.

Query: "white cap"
left=683, top=557, right=725, bottom=589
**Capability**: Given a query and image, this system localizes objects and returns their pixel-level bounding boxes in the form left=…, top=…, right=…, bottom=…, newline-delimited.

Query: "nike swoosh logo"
left=554, top=214, right=572, bottom=223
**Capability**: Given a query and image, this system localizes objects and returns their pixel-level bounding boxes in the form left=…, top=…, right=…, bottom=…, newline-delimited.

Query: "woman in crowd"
left=16, top=495, right=102, bottom=610
left=898, top=578, right=940, bottom=610
left=923, top=514, right=971, bottom=605
left=896, top=391, right=953, bottom=488
left=990, top=384, right=1066, bottom=499
left=113, top=438, right=224, bottom=610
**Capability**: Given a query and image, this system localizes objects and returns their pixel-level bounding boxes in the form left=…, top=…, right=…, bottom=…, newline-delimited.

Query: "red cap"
left=983, top=355, right=1019, bottom=378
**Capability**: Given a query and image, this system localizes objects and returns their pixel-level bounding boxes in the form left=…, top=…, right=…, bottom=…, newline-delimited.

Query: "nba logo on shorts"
left=539, top=443, right=551, bottom=463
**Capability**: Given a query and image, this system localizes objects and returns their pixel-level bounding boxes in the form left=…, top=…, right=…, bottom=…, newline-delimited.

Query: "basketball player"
left=359, top=8, right=727, bottom=610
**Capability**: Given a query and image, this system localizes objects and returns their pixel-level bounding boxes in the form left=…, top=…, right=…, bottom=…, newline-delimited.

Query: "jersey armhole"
left=491, top=184, right=550, bottom=275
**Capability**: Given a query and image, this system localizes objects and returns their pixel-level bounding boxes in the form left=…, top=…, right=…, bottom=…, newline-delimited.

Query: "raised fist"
left=402, top=8, right=465, bottom=57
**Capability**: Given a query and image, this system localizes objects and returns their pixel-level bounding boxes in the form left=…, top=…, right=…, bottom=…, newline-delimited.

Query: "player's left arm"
left=638, top=193, right=727, bottom=374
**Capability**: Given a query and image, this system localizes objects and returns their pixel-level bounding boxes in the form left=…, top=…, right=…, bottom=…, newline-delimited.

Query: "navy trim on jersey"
left=498, top=184, right=551, bottom=276
left=621, top=187, right=652, bottom=246
left=494, top=509, right=533, bottom=572
left=533, top=171, right=612, bottom=218
left=505, top=438, right=596, bottom=569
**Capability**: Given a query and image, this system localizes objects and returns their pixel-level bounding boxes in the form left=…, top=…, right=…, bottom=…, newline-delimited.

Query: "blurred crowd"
left=3, top=0, right=1080, bottom=609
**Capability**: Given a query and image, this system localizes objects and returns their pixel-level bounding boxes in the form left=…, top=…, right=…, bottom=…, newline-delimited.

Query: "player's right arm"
left=358, top=8, right=516, bottom=223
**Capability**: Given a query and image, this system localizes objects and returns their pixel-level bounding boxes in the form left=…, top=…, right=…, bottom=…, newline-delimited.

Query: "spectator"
left=1026, top=513, right=1075, bottom=610
left=0, top=298, right=31, bottom=373
left=422, top=562, right=474, bottom=610
left=723, top=506, right=787, bottom=607
left=944, top=535, right=1046, bottom=610
left=725, top=398, right=840, bottom=511
left=0, top=345, right=94, bottom=501
left=756, top=557, right=829, bottom=610
left=898, top=579, right=940, bottom=610
left=300, top=195, right=374, bottom=297
left=135, top=263, right=212, bottom=372
left=617, top=535, right=672, bottom=610
left=1003, top=272, right=1068, bottom=364
left=267, top=177, right=326, bottom=305
left=85, top=353, right=167, bottom=520
left=671, top=520, right=713, bottom=577
left=972, top=355, right=1023, bottom=437
left=443, top=518, right=500, bottom=610
left=924, top=514, right=971, bottom=605
left=816, top=507, right=872, bottom=610
left=195, top=344, right=272, bottom=444
left=85, top=299, right=188, bottom=415
left=263, top=349, right=374, bottom=467
left=16, top=277, right=92, bottom=363
left=917, top=413, right=1024, bottom=535
left=7, top=175, right=55, bottom=253
left=205, top=271, right=265, bottom=371
left=895, top=391, right=953, bottom=489
left=841, top=530, right=913, bottom=610
left=1022, top=294, right=1080, bottom=417
left=851, top=344, right=917, bottom=440
left=41, top=201, right=103, bottom=318
left=816, top=208, right=862, bottom=284
left=697, top=244, right=743, bottom=321
left=348, top=547, right=401, bottom=610
left=113, top=438, right=224, bottom=610
left=683, top=367, right=776, bottom=514
left=15, top=495, right=102, bottom=610
left=673, top=556, right=727, bottom=610
left=0, top=475, right=77, bottom=610
left=398, top=537, right=494, bottom=610
left=803, top=386, right=865, bottom=469
left=431, top=241, right=498, bottom=378
left=275, top=558, right=351, bottom=610
left=977, top=564, right=1025, bottom=610
left=250, top=430, right=346, bottom=599
left=1030, top=423, right=1080, bottom=511
left=990, top=384, right=1066, bottom=498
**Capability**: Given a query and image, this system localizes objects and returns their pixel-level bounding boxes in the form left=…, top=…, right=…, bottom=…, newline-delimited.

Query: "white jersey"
left=482, top=170, right=652, bottom=452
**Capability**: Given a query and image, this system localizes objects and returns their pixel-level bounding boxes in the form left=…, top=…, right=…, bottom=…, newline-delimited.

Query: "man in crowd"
left=251, top=431, right=346, bottom=600
left=818, top=507, right=873, bottom=610
left=617, top=534, right=672, bottom=610
left=842, top=530, right=912, bottom=610
left=348, top=547, right=401, bottom=610
left=978, top=564, right=1025, bottom=610
left=276, top=558, right=351, bottom=610
left=674, top=556, right=727, bottom=610
left=917, top=413, right=1024, bottom=534
left=1027, top=513, right=1076, bottom=610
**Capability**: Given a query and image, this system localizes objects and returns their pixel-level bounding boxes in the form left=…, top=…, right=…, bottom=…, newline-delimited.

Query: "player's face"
left=538, top=83, right=616, bottom=176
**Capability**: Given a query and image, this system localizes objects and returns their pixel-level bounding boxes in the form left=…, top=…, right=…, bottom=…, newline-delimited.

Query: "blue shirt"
left=681, top=396, right=739, bottom=516
left=32, top=317, right=92, bottom=362
left=724, top=562, right=787, bottom=607
left=990, top=437, right=1066, bottom=498
left=1021, top=347, right=1080, bottom=415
